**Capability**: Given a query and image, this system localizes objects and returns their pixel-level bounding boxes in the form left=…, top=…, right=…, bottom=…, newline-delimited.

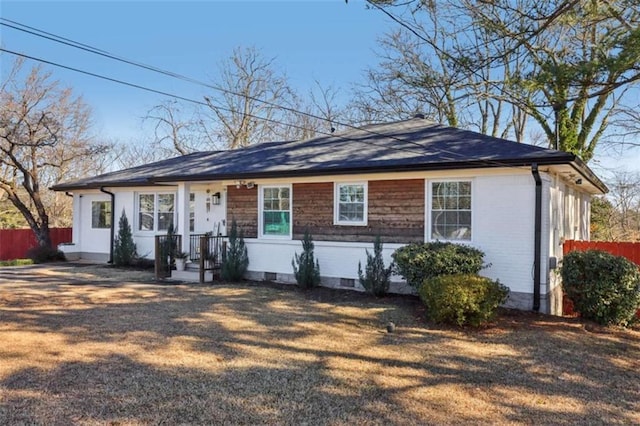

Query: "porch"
left=154, top=233, right=227, bottom=283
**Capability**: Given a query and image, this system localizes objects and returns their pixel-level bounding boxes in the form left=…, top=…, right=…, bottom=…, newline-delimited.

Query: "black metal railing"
left=198, top=234, right=227, bottom=283
left=157, top=233, right=226, bottom=283
left=189, top=234, right=226, bottom=262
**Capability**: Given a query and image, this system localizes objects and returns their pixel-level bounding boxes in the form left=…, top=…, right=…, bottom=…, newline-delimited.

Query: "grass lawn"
left=1, top=264, right=639, bottom=424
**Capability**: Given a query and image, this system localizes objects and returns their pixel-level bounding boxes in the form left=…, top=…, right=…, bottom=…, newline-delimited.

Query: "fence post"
left=199, top=235, right=206, bottom=284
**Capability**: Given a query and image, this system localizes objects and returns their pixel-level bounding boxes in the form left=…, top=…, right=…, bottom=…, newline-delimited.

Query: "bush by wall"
left=561, top=249, right=640, bottom=327
left=419, top=274, right=509, bottom=326
left=221, top=220, right=249, bottom=281
left=392, top=241, right=486, bottom=289
left=292, top=231, right=320, bottom=289
left=358, top=235, right=393, bottom=297
left=113, top=210, right=137, bottom=267
left=26, top=245, right=66, bottom=264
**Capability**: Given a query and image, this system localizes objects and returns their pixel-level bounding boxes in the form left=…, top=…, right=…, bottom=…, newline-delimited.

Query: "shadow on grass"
left=1, top=279, right=639, bottom=424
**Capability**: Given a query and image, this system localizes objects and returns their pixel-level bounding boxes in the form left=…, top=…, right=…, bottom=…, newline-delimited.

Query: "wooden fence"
left=563, top=240, right=640, bottom=317
left=563, top=240, right=640, bottom=265
left=0, top=228, right=73, bottom=260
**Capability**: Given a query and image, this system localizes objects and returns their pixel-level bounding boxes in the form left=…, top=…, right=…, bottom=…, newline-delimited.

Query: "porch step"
left=171, top=269, right=213, bottom=282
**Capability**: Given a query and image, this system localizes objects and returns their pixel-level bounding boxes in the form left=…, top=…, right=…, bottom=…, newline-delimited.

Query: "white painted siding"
left=75, top=192, right=112, bottom=255
left=547, top=174, right=592, bottom=295
left=69, top=168, right=594, bottom=310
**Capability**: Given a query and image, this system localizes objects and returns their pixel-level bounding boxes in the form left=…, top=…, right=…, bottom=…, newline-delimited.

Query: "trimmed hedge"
left=561, top=250, right=640, bottom=327
left=392, top=241, right=486, bottom=289
left=419, top=274, right=509, bottom=326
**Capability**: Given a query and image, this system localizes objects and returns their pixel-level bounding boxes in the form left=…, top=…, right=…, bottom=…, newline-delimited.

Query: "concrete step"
left=171, top=269, right=213, bottom=282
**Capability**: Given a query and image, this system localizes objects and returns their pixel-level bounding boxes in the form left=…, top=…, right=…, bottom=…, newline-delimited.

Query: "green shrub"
left=392, top=241, right=486, bottom=289
left=358, top=236, right=393, bottom=297
left=113, top=210, right=137, bottom=266
left=419, top=274, right=509, bottom=326
left=25, top=246, right=66, bottom=264
left=561, top=250, right=640, bottom=327
left=292, top=231, right=320, bottom=289
left=221, top=220, right=249, bottom=281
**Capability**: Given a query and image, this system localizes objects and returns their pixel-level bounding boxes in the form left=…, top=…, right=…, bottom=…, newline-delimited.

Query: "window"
left=189, top=193, right=195, bottom=232
left=260, top=185, right=291, bottom=238
left=430, top=181, right=471, bottom=240
left=137, top=193, right=175, bottom=232
left=91, top=201, right=111, bottom=229
left=335, top=182, right=367, bottom=225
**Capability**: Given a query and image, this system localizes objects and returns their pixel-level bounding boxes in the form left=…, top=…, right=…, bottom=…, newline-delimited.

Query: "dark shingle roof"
left=51, top=118, right=606, bottom=192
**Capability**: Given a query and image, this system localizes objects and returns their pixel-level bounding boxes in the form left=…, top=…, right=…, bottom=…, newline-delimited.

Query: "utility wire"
left=1, top=47, right=451, bottom=160
left=0, top=18, right=539, bottom=172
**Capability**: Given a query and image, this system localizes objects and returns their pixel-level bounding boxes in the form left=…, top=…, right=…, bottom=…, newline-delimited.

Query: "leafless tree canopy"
left=143, top=46, right=346, bottom=158
left=360, top=0, right=640, bottom=162
left=0, top=59, right=108, bottom=244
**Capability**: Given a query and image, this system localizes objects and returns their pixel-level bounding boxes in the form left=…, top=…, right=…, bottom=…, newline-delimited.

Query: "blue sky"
left=1, top=1, right=637, bottom=176
left=1, top=1, right=389, bottom=141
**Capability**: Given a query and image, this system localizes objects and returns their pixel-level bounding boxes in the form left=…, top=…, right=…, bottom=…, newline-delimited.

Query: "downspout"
left=531, top=164, right=542, bottom=312
left=99, top=187, right=115, bottom=264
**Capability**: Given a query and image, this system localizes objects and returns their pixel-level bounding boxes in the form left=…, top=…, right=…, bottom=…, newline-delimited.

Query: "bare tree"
left=144, top=100, right=207, bottom=156
left=0, top=59, right=107, bottom=247
left=363, top=0, right=640, bottom=161
left=202, top=46, right=302, bottom=149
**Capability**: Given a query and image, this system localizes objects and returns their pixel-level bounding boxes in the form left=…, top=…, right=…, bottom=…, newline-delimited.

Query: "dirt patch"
left=1, top=268, right=639, bottom=424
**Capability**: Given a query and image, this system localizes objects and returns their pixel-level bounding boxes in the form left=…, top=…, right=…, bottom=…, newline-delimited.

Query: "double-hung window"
left=335, top=182, right=367, bottom=226
left=137, top=193, right=175, bottom=232
left=430, top=181, right=471, bottom=241
left=260, top=185, right=291, bottom=238
left=91, top=201, right=112, bottom=229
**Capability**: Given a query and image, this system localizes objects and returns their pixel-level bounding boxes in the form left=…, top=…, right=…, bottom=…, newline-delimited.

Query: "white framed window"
left=334, top=182, right=367, bottom=226
left=91, top=201, right=112, bottom=229
left=259, top=185, right=291, bottom=238
left=136, top=192, right=175, bottom=232
left=429, top=180, right=472, bottom=241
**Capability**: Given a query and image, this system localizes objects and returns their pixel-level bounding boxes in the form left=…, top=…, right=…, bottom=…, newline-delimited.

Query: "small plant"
left=292, top=230, right=321, bottom=289
left=358, top=236, right=393, bottom=296
left=419, top=274, right=509, bottom=326
left=113, top=210, right=137, bottom=266
left=561, top=250, right=640, bottom=327
left=25, top=246, right=66, bottom=264
left=392, top=241, right=486, bottom=289
left=175, top=251, right=189, bottom=260
left=221, top=219, right=249, bottom=281
left=164, top=222, right=179, bottom=260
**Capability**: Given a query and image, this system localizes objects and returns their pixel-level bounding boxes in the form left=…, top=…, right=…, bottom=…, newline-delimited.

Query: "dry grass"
left=1, top=264, right=639, bottom=425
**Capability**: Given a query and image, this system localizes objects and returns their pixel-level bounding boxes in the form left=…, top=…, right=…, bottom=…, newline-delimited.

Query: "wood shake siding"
left=226, top=185, right=258, bottom=238
left=293, top=179, right=424, bottom=243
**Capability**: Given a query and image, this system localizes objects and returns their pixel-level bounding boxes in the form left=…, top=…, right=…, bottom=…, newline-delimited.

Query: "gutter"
left=531, top=164, right=542, bottom=312
left=99, top=187, right=115, bottom=264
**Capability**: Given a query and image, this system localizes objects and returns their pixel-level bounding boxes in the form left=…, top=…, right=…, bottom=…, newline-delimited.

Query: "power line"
left=0, top=18, right=537, bottom=172
left=0, top=47, right=447, bottom=160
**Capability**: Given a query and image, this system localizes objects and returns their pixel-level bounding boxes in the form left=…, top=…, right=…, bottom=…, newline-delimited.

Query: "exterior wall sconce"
left=211, top=192, right=221, bottom=205
left=235, top=180, right=255, bottom=189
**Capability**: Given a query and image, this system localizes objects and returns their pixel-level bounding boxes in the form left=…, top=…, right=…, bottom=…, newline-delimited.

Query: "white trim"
left=258, top=184, right=292, bottom=240
left=334, top=181, right=368, bottom=226
left=134, top=191, right=177, bottom=234
left=425, top=178, right=474, bottom=243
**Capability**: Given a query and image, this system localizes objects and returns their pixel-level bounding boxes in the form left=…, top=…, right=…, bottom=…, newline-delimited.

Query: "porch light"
left=211, top=192, right=221, bottom=205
